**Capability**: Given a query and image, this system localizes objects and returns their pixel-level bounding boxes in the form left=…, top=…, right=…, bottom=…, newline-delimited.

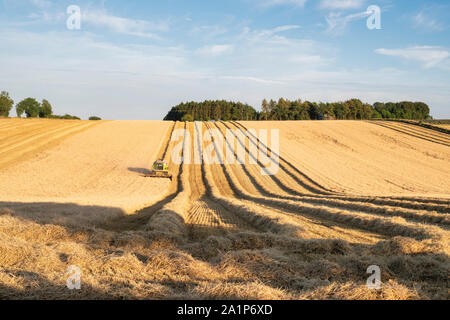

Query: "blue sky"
left=0, top=0, right=449, bottom=119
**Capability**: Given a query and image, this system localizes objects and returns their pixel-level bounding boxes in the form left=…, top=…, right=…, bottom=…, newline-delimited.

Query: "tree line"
left=260, top=98, right=431, bottom=121
left=164, top=100, right=258, bottom=122
left=164, top=98, right=431, bottom=121
left=0, top=91, right=101, bottom=120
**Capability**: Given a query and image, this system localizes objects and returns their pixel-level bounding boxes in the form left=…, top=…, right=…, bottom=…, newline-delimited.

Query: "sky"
left=0, top=0, right=449, bottom=120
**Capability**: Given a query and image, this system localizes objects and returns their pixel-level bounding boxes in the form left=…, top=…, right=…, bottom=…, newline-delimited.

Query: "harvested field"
left=0, top=118, right=99, bottom=171
left=240, top=120, right=450, bottom=197
left=434, top=124, right=450, bottom=130
left=0, top=120, right=172, bottom=223
left=0, top=119, right=449, bottom=300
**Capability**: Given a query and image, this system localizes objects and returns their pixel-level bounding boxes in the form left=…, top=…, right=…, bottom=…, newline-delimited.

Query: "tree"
left=39, top=99, right=53, bottom=118
left=16, top=98, right=40, bottom=118
left=16, top=104, right=25, bottom=117
left=49, top=114, right=80, bottom=120
left=0, top=91, right=14, bottom=117
left=181, top=114, right=193, bottom=122
left=62, top=114, right=80, bottom=120
left=372, top=110, right=382, bottom=119
left=334, top=102, right=350, bottom=120
left=89, top=116, right=102, bottom=121
left=268, top=99, right=277, bottom=119
left=261, top=99, right=270, bottom=120
left=164, top=98, right=431, bottom=122
left=345, top=99, right=363, bottom=119
left=321, top=103, right=335, bottom=119
left=164, top=100, right=257, bottom=122
left=306, top=101, right=321, bottom=120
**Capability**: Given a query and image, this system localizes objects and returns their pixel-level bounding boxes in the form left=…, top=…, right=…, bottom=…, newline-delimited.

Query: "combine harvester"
left=145, top=160, right=173, bottom=180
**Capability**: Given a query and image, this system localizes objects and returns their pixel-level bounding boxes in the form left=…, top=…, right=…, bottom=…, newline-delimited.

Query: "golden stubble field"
left=0, top=118, right=448, bottom=300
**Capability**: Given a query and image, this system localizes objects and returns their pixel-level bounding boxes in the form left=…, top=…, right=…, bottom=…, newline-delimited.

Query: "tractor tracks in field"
left=378, top=121, right=450, bottom=142
left=109, top=121, right=259, bottom=239
left=160, top=121, right=177, bottom=161
left=227, top=121, right=335, bottom=195
left=232, top=121, right=450, bottom=210
left=208, top=121, right=447, bottom=241
left=104, top=122, right=184, bottom=232
left=391, top=121, right=450, bottom=142
left=205, top=122, right=389, bottom=241
left=185, top=122, right=261, bottom=240
left=145, top=121, right=265, bottom=241
left=219, top=122, right=450, bottom=223
left=106, top=120, right=449, bottom=246
left=369, top=121, right=450, bottom=147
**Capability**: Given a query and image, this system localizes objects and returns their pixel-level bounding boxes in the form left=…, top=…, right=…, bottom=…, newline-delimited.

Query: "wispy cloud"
left=82, top=10, right=169, bottom=39
left=2, top=0, right=450, bottom=119
left=225, top=25, right=331, bottom=75
left=412, top=11, right=444, bottom=31
left=19, top=4, right=169, bottom=39
left=325, top=10, right=369, bottom=32
left=320, top=0, right=366, bottom=10
left=260, top=0, right=308, bottom=8
left=219, top=76, right=285, bottom=85
left=190, top=25, right=229, bottom=39
left=256, top=25, right=301, bottom=36
left=29, top=0, right=51, bottom=8
left=196, top=44, right=234, bottom=56
left=375, top=46, right=450, bottom=68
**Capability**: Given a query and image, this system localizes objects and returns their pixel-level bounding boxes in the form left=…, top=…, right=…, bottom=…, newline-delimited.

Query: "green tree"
left=164, top=100, right=256, bottom=122
left=306, top=101, right=321, bottom=120
left=16, top=98, right=40, bottom=118
left=164, top=98, right=431, bottom=122
left=372, top=110, right=382, bottom=119
left=89, top=116, right=102, bottom=121
left=0, top=91, right=14, bottom=117
left=273, top=98, right=290, bottom=120
left=334, top=102, right=350, bottom=120
left=181, top=114, right=193, bottom=122
left=39, top=99, right=53, bottom=118
left=322, top=103, right=335, bottom=119
left=361, top=103, right=374, bottom=119
left=268, top=99, right=277, bottom=119
left=261, top=99, right=270, bottom=120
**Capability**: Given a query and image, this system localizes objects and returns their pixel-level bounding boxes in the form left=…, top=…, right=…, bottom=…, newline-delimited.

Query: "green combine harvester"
left=145, top=160, right=173, bottom=180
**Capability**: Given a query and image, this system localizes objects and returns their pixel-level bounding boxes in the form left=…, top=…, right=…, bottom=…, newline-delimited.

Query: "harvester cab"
left=145, top=160, right=173, bottom=180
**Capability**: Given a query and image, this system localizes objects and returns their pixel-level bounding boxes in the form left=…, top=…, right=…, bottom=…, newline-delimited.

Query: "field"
left=0, top=119, right=449, bottom=300
left=432, top=124, right=450, bottom=130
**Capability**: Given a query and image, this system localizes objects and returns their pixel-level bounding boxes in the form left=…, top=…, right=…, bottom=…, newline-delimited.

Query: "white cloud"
left=325, top=10, right=369, bottom=32
left=320, top=0, right=365, bottom=10
left=1, top=29, right=449, bottom=119
left=412, top=12, right=444, bottom=31
left=191, top=25, right=229, bottom=39
left=290, top=55, right=324, bottom=64
left=82, top=10, right=169, bottom=39
left=2, top=5, right=449, bottom=120
left=29, top=0, right=51, bottom=8
left=219, top=76, right=285, bottom=85
left=257, top=25, right=301, bottom=36
left=260, top=0, right=308, bottom=7
left=375, top=46, right=450, bottom=68
left=235, top=25, right=330, bottom=71
left=197, top=44, right=234, bottom=56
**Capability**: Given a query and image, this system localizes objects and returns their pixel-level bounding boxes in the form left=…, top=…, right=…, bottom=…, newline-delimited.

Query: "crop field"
left=433, top=124, right=450, bottom=130
left=0, top=119, right=449, bottom=300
